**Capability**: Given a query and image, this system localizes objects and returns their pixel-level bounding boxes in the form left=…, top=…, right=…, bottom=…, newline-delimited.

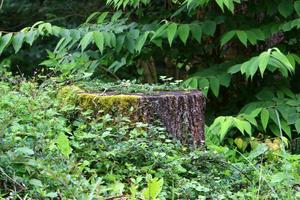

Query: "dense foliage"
left=1, top=0, right=300, bottom=199
left=0, top=78, right=299, bottom=199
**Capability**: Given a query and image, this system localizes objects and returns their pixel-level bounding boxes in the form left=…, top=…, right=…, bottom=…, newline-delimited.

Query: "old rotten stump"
left=59, top=87, right=206, bottom=147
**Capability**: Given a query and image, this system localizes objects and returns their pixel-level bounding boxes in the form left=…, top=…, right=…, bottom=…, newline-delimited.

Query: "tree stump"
left=59, top=86, right=206, bottom=147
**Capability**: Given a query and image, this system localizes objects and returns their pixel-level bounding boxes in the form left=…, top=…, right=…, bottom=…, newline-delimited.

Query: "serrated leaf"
left=57, top=132, right=72, bottom=158
left=167, top=23, right=177, bottom=46
left=177, top=24, right=190, bottom=45
left=258, top=51, right=270, bottom=77
left=220, top=31, right=235, bottom=46
left=190, top=23, right=202, bottom=43
left=80, top=32, right=93, bottom=51
left=236, top=30, right=247, bottom=46
left=0, top=33, right=13, bottom=55
left=93, top=31, right=104, bottom=54
left=261, top=108, right=270, bottom=131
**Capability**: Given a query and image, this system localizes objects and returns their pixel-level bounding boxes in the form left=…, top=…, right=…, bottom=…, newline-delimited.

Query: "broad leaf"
left=0, top=33, right=13, bottom=55
left=12, top=32, right=25, bottom=53
left=177, top=24, right=190, bottom=45
left=57, top=132, right=72, bottom=158
left=221, top=31, right=235, bottom=46
left=190, top=23, right=202, bottom=43
left=93, top=31, right=104, bottom=54
left=80, top=32, right=93, bottom=51
left=236, top=31, right=247, bottom=46
left=258, top=51, right=270, bottom=77
left=260, top=108, right=270, bottom=131
left=167, top=23, right=177, bottom=46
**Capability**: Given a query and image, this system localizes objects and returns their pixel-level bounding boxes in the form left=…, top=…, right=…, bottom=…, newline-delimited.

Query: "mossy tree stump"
left=60, top=86, right=206, bottom=147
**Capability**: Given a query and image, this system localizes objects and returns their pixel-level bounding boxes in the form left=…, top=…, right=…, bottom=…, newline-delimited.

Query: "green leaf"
left=278, top=0, right=294, bottom=18
left=142, top=178, right=164, bottom=200
left=190, top=23, right=202, bottom=43
left=135, top=32, right=150, bottom=53
left=271, top=49, right=294, bottom=72
left=97, top=12, right=109, bottom=23
left=258, top=51, right=270, bottom=77
left=202, top=20, right=216, bottom=36
left=93, top=31, right=104, bottom=54
left=220, top=31, right=235, bottom=46
left=167, top=23, right=177, bottom=46
left=295, top=119, right=300, bottom=133
left=57, top=132, right=72, bottom=158
left=294, top=1, right=300, bottom=16
left=177, top=24, right=190, bottom=45
left=25, top=31, right=37, bottom=46
left=219, top=117, right=233, bottom=142
left=15, top=147, right=34, bottom=155
left=12, top=32, right=25, bottom=53
left=151, top=23, right=168, bottom=40
left=236, top=31, right=247, bottom=46
left=209, top=77, right=220, bottom=97
left=215, top=0, right=224, bottom=12
left=0, top=33, right=12, bottom=55
left=80, top=32, right=93, bottom=51
left=246, top=30, right=257, bottom=45
left=260, top=108, right=270, bottom=131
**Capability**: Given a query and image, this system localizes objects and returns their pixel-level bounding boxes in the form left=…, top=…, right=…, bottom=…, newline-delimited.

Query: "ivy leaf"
left=12, top=32, right=25, bottom=53
left=294, top=1, right=300, bottom=16
left=79, top=32, right=93, bottom=51
left=177, top=24, right=190, bottom=45
left=258, top=51, right=270, bottom=77
left=190, top=23, right=202, bottom=43
left=167, top=23, right=177, bottom=46
left=220, top=31, right=235, bottom=46
left=260, top=108, right=270, bottom=131
left=56, top=132, right=72, bottom=158
left=278, top=0, right=294, bottom=18
left=236, top=31, right=247, bottom=46
left=93, top=31, right=104, bottom=54
left=0, top=33, right=13, bottom=55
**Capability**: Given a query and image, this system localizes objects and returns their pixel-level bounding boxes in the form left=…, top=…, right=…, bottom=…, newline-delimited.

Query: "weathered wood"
left=59, top=86, right=206, bottom=147
left=58, top=86, right=206, bottom=146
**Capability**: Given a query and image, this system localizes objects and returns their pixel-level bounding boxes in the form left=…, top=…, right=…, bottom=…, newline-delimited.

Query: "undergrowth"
left=0, top=78, right=299, bottom=199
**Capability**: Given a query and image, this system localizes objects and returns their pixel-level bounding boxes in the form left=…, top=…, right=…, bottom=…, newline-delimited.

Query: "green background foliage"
left=1, top=0, right=300, bottom=198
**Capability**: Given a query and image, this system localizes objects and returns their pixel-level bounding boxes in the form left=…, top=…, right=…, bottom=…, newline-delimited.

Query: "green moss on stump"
left=78, top=93, right=140, bottom=113
left=57, top=85, right=83, bottom=106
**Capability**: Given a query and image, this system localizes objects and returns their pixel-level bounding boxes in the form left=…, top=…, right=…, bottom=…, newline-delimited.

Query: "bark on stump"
left=61, top=87, right=206, bottom=147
